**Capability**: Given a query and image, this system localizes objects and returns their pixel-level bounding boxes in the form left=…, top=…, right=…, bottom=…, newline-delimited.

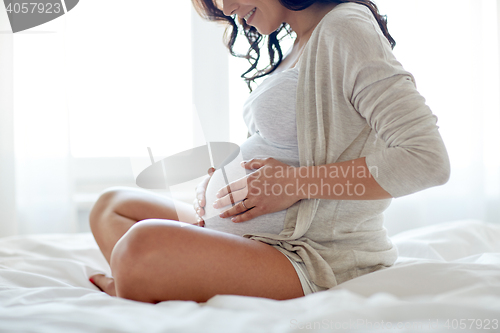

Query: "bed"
left=0, top=219, right=499, bottom=332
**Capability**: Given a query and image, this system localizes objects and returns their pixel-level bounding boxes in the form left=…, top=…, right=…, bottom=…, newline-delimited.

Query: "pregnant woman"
left=89, top=0, right=450, bottom=303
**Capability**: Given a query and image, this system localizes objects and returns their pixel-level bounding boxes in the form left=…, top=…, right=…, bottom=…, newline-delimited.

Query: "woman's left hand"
left=213, top=158, right=300, bottom=223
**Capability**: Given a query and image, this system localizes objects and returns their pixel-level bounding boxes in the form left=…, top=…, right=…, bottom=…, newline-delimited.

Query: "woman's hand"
left=213, top=158, right=300, bottom=223
left=193, top=167, right=215, bottom=227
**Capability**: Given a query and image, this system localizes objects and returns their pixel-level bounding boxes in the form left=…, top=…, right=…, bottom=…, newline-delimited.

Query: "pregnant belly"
left=203, top=152, right=285, bottom=237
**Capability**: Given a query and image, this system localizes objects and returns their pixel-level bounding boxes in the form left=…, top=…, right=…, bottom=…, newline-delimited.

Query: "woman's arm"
left=215, top=7, right=451, bottom=223
left=214, top=77, right=451, bottom=222
left=213, top=156, right=391, bottom=223
left=281, top=156, right=391, bottom=200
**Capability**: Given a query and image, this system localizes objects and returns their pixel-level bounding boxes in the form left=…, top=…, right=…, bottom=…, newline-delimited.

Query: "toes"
left=89, top=274, right=106, bottom=291
left=89, top=274, right=117, bottom=297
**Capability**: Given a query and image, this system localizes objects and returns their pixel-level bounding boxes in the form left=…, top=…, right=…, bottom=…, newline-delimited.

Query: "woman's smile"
left=243, top=7, right=257, bottom=23
left=222, top=0, right=287, bottom=35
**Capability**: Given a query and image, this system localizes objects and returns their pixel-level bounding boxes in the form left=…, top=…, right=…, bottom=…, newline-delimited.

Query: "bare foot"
left=89, top=274, right=117, bottom=296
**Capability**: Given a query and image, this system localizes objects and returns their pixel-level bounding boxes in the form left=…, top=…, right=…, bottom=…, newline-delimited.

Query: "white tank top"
left=203, top=67, right=300, bottom=236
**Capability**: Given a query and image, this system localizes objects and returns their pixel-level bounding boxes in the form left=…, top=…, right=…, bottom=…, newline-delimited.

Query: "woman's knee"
left=109, top=220, right=185, bottom=302
left=89, top=187, right=131, bottom=230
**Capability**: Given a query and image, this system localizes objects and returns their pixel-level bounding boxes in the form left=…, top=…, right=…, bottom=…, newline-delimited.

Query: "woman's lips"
left=243, top=7, right=256, bottom=23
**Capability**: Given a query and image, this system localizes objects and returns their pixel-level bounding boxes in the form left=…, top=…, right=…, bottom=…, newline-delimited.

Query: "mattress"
left=0, top=219, right=499, bottom=332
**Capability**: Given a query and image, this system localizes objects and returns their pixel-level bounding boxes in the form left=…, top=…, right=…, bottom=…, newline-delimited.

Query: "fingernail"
left=198, top=199, right=202, bottom=205
left=219, top=212, right=225, bottom=218
left=216, top=192, right=221, bottom=198
left=231, top=217, right=237, bottom=222
left=213, top=201, right=218, bottom=208
left=89, top=277, right=94, bottom=284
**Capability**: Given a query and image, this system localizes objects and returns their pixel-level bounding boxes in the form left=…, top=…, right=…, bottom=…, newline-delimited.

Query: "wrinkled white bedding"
left=0, top=220, right=499, bottom=332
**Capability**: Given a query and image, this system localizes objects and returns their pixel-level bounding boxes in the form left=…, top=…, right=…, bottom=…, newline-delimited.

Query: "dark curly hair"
left=192, top=0, right=395, bottom=91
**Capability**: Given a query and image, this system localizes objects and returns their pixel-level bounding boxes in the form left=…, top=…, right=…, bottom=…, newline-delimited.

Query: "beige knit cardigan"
left=244, top=3, right=450, bottom=288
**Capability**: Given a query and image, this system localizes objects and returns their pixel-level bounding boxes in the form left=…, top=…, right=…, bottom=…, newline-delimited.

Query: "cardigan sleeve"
left=322, top=5, right=451, bottom=198
left=356, top=75, right=450, bottom=197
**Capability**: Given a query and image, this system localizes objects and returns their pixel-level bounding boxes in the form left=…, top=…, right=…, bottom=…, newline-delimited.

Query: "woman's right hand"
left=193, top=167, right=215, bottom=227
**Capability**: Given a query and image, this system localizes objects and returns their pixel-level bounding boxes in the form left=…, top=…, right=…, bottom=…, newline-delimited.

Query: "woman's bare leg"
left=88, top=186, right=197, bottom=295
left=89, top=186, right=197, bottom=264
left=89, top=187, right=304, bottom=301
left=109, top=219, right=304, bottom=303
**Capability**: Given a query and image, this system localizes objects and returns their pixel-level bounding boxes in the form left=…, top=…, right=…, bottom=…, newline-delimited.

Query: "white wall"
left=0, top=15, right=17, bottom=236
left=1, top=0, right=499, bottom=236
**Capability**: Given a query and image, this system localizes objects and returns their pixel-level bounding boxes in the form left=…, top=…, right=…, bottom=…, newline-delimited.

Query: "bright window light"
left=65, top=0, right=193, bottom=158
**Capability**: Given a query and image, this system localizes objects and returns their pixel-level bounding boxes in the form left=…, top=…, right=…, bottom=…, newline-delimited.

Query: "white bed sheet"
left=0, top=220, right=499, bottom=332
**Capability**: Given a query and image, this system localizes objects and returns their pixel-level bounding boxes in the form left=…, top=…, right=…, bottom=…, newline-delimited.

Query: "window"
left=2, top=0, right=499, bottom=235
left=67, top=0, right=194, bottom=159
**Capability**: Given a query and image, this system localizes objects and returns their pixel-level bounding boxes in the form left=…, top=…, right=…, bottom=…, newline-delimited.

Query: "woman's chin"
left=253, top=24, right=280, bottom=36
left=260, top=30, right=277, bottom=36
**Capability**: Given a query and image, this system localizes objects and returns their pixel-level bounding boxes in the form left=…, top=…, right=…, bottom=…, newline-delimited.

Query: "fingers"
left=193, top=198, right=205, bottom=216
left=216, top=176, right=248, bottom=199
left=216, top=158, right=276, bottom=198
left=199, top=168, right=214, bottom=194
left=191, top=167, right=215, bottom=228
left=230, top=208, right=256, bottom=223
left=241, top=158, right=273, bottom=170
left=193, top=198, right=205, bottom=228
left=219, top=200, right=257, bottom=222
left=213, top=187, right=248, bottom=209
left=196, top=185, right=207, bottom=207
left=196, top=194, right=205, bottom=208
left=195, top=167, right=216, bottom=207
left=195, top=218, right=205, bottom=227
left=196, top=207, right=205, bottom=218
left=219, top=199, right=251, bottom=219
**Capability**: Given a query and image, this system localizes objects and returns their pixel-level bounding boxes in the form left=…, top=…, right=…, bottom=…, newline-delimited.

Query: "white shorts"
left=277, top=248, right=329, bottom=296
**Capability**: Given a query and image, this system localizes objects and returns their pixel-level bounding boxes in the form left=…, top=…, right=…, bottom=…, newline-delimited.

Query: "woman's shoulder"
left=320, top=2, right=375, bottom=29
left=315, top=2, right=387, bottom=46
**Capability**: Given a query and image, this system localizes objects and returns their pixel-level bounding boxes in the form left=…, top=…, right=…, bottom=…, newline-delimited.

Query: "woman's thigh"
left=111, top=219, right=304, bottom=303
left=94, top=186, right=197, bottom=224
left=90, top=187, right=198, bottom=263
